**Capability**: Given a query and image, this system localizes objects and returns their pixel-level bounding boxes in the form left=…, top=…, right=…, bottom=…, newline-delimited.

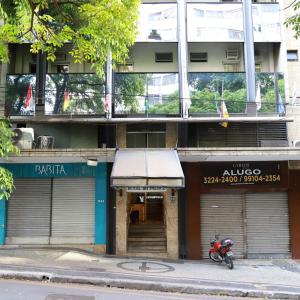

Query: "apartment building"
left=1, top=0, right=300, bottom=260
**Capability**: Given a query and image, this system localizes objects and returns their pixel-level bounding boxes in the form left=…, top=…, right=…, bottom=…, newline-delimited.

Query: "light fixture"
left=170, top=189, right=176, bottom=202
left=148, top=29, right=161, bottom=40
left=118, top=189, right=123, bottom=197
left=87, top=158, right=98, bottom=167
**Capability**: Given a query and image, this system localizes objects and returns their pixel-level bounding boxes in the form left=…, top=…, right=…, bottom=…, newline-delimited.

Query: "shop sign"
left=127, top=186, right=167, bottom=192
left=202, top=162, right=281, bottom=185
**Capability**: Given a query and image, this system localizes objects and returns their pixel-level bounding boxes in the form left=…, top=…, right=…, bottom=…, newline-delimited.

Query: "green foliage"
left=285, top=1, right=300, bottom=38
left=148, top=91, right=179, bottom=114
left=0, top=119, right=19, bottom=199
left=0, top=0, right=140, bottom=77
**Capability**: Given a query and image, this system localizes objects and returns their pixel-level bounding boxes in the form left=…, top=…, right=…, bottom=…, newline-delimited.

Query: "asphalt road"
left=0, top=279, right=263, bottom=300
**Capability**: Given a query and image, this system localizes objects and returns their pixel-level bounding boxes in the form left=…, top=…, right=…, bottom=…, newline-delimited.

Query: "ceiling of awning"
left=110, top=149, right=185, bottom=188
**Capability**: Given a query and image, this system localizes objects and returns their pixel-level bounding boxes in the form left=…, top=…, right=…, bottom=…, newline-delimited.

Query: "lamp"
left=148, top=29, right=161, bottom=40
left=118, top=189, right=123, bottom=197
left=170, top=189, right=176, bottom=202
left=87, top=158, right=98, bottom=167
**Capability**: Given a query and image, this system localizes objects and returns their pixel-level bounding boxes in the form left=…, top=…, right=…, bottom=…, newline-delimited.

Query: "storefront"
left=111, top=149, right=184, bottom=259
left=184, top=161, right=291, bottom=259
left=0, top=163, right=107, bottom=251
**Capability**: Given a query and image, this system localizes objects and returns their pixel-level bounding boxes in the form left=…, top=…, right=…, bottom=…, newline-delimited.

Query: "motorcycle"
left=209, top=235, right=234, bottom=269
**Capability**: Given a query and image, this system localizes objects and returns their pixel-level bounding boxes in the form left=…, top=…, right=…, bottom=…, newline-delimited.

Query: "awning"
left=111, top=149, right=185, bottom=189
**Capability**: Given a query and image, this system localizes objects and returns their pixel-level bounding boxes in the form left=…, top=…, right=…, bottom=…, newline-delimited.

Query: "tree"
left=285, top=1, right=300, bottom=38
left=0, top=0, right=140, bottom=76
left=0, top=119, right=19, bottom=200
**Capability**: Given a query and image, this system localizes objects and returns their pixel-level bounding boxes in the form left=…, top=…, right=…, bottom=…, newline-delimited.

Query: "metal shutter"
left=245, top=192, right=290, bottom=257
left=6, top=179, right=51, bottom=244
left=50, top=178, right=95, bottom=244
left=200, top=194, right=244, bottom=258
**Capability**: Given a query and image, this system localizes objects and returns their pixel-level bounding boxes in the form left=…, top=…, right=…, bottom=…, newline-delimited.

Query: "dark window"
left=57, top=64, right=69, bottom=73
left=29, top=64, right=36, bottom=73
left=190, top=52, right=208, bottom=62
left=287, top=50, right=298, bottom=61
left=155, top=52, right=173, bottom=63
left=127, top=123, right=166, bottom=148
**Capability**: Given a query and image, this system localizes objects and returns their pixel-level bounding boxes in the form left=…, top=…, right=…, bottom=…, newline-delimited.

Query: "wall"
left=287, top=106, right=300, bottom=145
left=289, top=169, right=300, bottom=259
left=31, top=124, right=98, bottom=148
left=130, top=43, right=178, bottom=72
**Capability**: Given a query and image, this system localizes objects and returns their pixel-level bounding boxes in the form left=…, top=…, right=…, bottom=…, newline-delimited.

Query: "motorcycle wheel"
left=225, top=255, right=234, bottom=270
left=209, top=252, right=221, bottom=262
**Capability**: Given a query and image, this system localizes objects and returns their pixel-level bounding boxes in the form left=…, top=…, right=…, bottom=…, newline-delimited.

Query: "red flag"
left=63, top=89, right=70, bottom=111
left=104, top=94, right=111, bottom=113
left=24, top=84, right=32, bottom=108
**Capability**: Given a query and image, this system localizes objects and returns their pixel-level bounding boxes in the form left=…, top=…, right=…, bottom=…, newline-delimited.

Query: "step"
left=128, top=237, right=166, bottom=242
left=128, top=241, right=166, bottom=247
left=127, top=246, right=167, bottom=252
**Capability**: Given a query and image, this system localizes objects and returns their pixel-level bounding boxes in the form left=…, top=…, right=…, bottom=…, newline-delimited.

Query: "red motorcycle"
left=209, top=235, right=234, bottom=269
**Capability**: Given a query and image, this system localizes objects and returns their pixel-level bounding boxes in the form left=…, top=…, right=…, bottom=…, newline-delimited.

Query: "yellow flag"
left=220, top=100, right=229, bottom=128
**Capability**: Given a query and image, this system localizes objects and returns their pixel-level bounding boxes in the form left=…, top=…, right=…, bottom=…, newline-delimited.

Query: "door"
left=6, top=179, right=51, bottom=244
left=245, top=192, right=290, bottom=258
left=200, top=194, right=244, bottom=258
left=50, top=178, right=95, bottom=244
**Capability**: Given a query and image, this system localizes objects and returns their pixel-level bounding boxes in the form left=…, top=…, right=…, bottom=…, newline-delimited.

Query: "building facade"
left=1, top=0, right=300, bottom=259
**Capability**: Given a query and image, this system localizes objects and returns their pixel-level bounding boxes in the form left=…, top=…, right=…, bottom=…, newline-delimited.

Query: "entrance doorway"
left=128, top=193, right=164, bottom=225
left=127, top=192, right=166, bottom=256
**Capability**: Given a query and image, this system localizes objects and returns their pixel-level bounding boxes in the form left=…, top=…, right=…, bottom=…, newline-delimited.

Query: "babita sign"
left=202, top=162, right=281, bottom=185
left=35, top=164, right=67, bottom=176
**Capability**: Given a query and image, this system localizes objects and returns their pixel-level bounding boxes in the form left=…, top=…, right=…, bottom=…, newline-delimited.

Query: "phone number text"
left=203, top=175, right=280, bottom=184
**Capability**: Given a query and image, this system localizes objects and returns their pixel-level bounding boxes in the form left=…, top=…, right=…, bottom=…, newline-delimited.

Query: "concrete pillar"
left=287, top=106, right=300, bottom=145
left=242, top=0, right=256, bottom=115
left=164, top=189, right=179, bottom=259
left=105, top=53, right=113, bottom=119
left=177, top=0, right=190, bottom=118
left=116, top=189, right=127, bottom=255
left=166, top=123, right=178, bottom=148
left=116, top=124, right=126, bottom=148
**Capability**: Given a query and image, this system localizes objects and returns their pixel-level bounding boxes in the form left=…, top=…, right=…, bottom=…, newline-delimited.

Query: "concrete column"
left=164, top=189, right=179, bottom=259
left=242, top=0, right=256, bottom=115
left=116, top=189, right=127, bottom=255
left=105, top=53, right=113, bottom=119
left=116, top=124, right=126, bottom=148
left=166, top=123, right=178, bottom=148
left=177, top=0, right=190, bottom=118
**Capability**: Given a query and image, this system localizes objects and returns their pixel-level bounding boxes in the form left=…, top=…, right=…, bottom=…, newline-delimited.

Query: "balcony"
left=5, top=72, right=285, bottom=118
left=188, top=72, right=285, bottom=116
left=113, top=73, right=180, bottom=116
left=5, top=73, right=105, bottom=116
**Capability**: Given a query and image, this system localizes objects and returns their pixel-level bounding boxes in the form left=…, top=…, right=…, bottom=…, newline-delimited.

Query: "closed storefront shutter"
left=200, top=194, right=244, bottom=258
left=6, top=179, right=51, bottom=244
left=50, top=178, right=95, bottom=244
left=245, top=192, right=290, bottom=257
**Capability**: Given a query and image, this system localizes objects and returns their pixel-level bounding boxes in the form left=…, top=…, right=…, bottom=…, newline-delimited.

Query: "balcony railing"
left=188, top=72, right=285, bottom=115
left=5, top=72, right=285, bottom=117
left=45, top=73, right=105, bottom=115
left=113, top=73, right=180, bottom=116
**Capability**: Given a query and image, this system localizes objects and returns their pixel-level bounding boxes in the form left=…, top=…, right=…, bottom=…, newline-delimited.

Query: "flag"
left=255, top=82, right=261, bottom=111
left=220, top=100, right=229, bottom=128
left=277, top=94, right=285, bottom=115
left=63, top=89, right=70, bottom=111
left=24, top=84, right=32, bottom=108
left=292, top=83, right=297, bottom=106
left=104, top=93, right=111, bottom=113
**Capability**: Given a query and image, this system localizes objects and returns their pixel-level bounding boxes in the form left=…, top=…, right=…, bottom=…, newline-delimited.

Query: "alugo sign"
left=202, top=162, right=281, bottom=185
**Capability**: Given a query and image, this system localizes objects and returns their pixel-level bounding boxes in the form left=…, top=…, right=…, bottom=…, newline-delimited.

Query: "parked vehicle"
left=209, top=235, right=234, bottom=269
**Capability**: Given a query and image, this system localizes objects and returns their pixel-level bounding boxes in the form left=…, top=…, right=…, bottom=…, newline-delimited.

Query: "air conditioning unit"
left=36, top=136, right=54, bottom=149
left=226, top=48, right=239, bottom=60
left=13, top=128, right=34, bottom=150
left=292, top=140, right=300, bottom=147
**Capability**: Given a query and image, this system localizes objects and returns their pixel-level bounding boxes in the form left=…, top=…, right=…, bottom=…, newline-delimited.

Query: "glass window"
left=287, top=50, right=298, bottom=61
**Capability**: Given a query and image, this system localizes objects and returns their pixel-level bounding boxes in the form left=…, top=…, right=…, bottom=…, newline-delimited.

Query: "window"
left=155, top=52, right=173, bottom=63
left=57, top=64, right=69, bottom=73
left=190, top=52, right=208, bottom=62
left=127, top=124, right=166, bottom=148
left=287, top=50, right=298, bottom=61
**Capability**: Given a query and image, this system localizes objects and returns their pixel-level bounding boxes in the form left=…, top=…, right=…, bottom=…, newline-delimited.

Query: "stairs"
left=127, top=223, right=167, bottom=257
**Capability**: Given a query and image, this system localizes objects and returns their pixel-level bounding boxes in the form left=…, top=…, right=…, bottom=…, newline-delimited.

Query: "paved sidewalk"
left=0, top=248, right=300, bottom=299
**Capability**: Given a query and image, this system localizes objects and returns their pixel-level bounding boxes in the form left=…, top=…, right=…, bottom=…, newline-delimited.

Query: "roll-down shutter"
left=245, top=192, right=290, bottom=257
left=200, top=194, right=244, bottom=258
left=51, top=178, right=95, bottom=244
left=6, top=179, right=51, bottom=244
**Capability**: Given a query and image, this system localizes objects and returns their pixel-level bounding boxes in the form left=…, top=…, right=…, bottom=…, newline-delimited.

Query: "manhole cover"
left=117, top=261, right=175, bottom=273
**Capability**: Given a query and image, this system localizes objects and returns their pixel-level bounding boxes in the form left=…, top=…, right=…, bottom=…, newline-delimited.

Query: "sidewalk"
left=0, top=248, right=300, bottom=299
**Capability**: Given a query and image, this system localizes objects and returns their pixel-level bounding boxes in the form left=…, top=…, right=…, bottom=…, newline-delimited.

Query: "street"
left=0, top=279, right=261, bottom=300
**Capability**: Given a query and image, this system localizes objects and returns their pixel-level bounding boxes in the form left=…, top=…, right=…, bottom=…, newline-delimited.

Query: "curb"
left=0, top=270, right=300, bottom=299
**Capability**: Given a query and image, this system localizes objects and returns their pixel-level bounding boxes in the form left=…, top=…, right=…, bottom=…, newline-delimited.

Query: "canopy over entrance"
left=111, top=149, right=185, bottom=189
